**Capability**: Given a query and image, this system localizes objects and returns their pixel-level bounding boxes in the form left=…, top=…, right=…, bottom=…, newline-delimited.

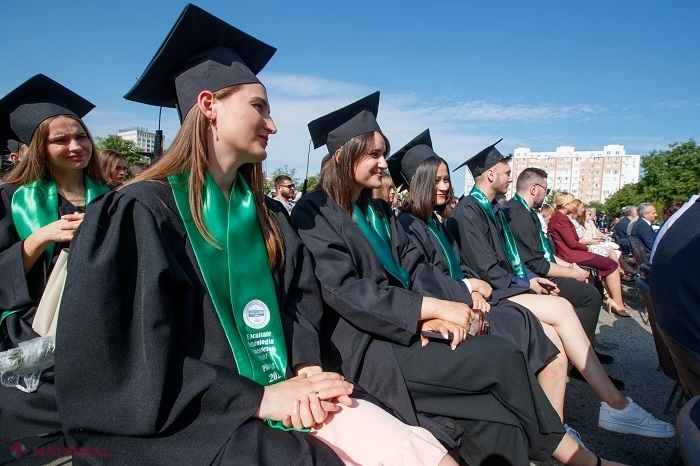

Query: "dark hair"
left=516, top=167, right=548, bottom=192
left=320, top=131, right=389, bottom=213
left=274, top=175, right=292, bottom=187
left=662, top=200, right=685, bottom=222
left=399, top=156, right=454, bottom=222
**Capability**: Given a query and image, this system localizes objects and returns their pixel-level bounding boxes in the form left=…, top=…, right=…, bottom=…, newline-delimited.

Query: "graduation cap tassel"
left=301, top=138, right=312, bottom=196
left=153, top=106, right=164, bottom=162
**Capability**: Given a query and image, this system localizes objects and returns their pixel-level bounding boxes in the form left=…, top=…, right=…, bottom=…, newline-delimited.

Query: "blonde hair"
left=4, top=115, right=105, bottom=186
left=372, top=172, right=395, bottom=204
left=549, top=192, right=576, bottom=221
left=134, top=85, right=285, bottom=268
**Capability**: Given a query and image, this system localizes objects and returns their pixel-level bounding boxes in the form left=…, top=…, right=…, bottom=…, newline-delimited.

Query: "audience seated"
left=630, top=203, right=658, bottom=255
left=547, top=192, right=630, bottom=317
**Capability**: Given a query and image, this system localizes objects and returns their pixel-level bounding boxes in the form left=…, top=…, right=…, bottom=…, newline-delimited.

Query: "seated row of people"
left=0, top=4, right=673, bottom=465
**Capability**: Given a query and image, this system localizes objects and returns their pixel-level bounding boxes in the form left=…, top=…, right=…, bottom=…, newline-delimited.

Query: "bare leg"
left=438, top=454, right=459, bottom=466
left=537, top=323, right=569, bottom=420
left=602, top=271, right=630, bottom=316
left=508, top=295, right=627, bottom=410
left=552, top=434, right=627, bottom=465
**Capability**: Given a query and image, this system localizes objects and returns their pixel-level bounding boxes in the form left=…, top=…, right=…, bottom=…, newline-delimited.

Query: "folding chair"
left=637, top=277, right=683, bottom=413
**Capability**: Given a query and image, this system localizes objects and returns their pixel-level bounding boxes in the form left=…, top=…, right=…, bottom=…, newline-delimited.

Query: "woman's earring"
left=207, top=119, right=213, bottom=132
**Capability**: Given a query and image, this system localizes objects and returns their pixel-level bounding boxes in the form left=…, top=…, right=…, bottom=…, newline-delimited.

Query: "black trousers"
left=550, top=277, right=602, bottom=344
left=393, top=334, right=564, bottom=466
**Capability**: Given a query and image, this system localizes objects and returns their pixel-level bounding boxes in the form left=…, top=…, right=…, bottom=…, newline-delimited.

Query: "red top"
left=548, top=210, right=596, bottom=263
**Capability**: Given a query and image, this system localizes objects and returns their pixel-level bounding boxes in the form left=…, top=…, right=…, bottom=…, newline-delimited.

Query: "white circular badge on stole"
left=243, top=300, right=270, bottom=329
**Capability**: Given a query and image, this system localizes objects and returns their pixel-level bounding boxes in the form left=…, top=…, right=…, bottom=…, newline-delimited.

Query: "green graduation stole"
left=11, top=176, right=109, bottom=268
left=512, top=194, right=554, bottom=263
left=426, top=214, right=464, bottom=280
left=1, top=176, right=109, bottom=325
left=469, top=186, right=528, bottom=280
left=352, top=202, right=410, bottom=289
left=169, top=171, right=301, bottom=432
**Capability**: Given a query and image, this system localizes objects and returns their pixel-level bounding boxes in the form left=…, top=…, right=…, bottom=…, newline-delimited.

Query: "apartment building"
left=506, top=145, right=641, bottom=203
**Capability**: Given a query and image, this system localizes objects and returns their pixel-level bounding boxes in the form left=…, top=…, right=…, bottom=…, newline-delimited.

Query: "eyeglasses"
left=280, top=184, right=295, bottom=189
left=534, top=183, right=551, bottom=195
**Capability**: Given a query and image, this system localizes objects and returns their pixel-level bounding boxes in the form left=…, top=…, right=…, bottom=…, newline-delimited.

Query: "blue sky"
left=2, top=0, right=698, bottom=193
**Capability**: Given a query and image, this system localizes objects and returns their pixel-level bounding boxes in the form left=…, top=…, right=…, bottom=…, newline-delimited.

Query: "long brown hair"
left=4, top=115, right=105, bottom=186
left=98, top=149, right=126, bottom=184
left=399, top=156, right=454, bottom=222
left=319, top=131, right=389, bottom=213
left=136, top=85, right=285, bottom=268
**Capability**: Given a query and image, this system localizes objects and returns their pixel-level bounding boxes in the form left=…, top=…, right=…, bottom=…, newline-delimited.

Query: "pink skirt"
left=311, top=398, right=448, bottom=465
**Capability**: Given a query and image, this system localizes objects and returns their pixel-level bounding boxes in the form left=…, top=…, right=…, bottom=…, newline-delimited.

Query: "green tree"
left=586, top=201, right=606, bottom=212
left=545, top=189, right=561, bottom=206
left=638, top=139, right=700, bottom=204
left=304, top=174, right=320, bottom=193
left=95, top=135, right=146, bottom=166
left=603, top=139, right=700, bottom=214
left=265, top=165, right=307, bottom=195
left=603, top=182, right=644, bottom=215
left=271, top=165, right=300, bottom=185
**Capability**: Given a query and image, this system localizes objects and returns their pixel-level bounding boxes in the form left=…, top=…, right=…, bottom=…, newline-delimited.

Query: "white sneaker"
left=564, top=423, right=587, bottom=449
left=598, top=397, right=676, bottom=438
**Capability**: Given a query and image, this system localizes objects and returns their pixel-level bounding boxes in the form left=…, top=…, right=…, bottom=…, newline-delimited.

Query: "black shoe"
left=595, top=350, right=614, bottom=364
left=569, top=367, right=625, bottom=390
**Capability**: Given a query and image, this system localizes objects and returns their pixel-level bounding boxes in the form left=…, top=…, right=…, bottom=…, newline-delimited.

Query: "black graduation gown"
left=291, top=190, right=564, bottom=466
left=501, top=199, right=602, bottom=343
left=396, top=212, right=558, bottom=374
left=0, top=184, right=77, bottom=350
left=447, top=196, right=524, bottom=291
left=0, top=184, right=86, bottom=455
left=43, top=181, right=342, bottom=465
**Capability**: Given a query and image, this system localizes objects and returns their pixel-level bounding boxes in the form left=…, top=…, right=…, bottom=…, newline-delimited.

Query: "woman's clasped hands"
left=256, top=366, right=353, bottom=430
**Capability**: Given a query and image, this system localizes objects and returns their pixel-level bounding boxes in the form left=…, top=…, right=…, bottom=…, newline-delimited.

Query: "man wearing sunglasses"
left=273, top=175, right=296, bottom=214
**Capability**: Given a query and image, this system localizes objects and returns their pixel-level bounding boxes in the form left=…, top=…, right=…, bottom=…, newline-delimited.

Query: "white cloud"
left=80, top=72, right=614, bottom=196
left=653, top=100, right=700, bottom=109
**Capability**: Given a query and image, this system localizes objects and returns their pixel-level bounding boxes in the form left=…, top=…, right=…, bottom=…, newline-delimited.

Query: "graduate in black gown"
left=289, top=93, right=596, bottom=466
left=387, top=129, right=561, bottom=376
left=0, top=74, right=109, bottom=451
left=49, top=5, right=455, bottom=466
left=446, top=141, right=674, bottom=445
left=0, top=74, right=108, bottom=350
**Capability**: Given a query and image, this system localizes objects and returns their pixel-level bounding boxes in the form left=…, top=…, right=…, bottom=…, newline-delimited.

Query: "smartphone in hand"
left=421, top=331, right=454, bottom=341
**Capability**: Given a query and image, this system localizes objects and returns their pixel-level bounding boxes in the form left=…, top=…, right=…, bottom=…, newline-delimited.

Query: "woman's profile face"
left=353, top=132, right=387, bottom=190
left=433, top=162, right=450, bottom=207
left=45, top=115, right=92, bottom=173
left=212, top=83, right=277, bottom=163
left=577, top=203, right=585, bottom=216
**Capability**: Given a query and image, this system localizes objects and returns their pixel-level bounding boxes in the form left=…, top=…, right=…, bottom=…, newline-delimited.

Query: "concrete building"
left=507, top=144, right=640, bottom=203
left=117, top=127, right=159, bottom=153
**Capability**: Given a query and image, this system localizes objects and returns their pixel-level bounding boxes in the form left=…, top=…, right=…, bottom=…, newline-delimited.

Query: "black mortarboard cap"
left=452, top=138, right=510, bottom=177
left=308, top=92, right=382, bottom=155
left=124, top=3, right=276, bottom=122
left=0, top=74, right=95, bottom=145
left=387, top=129, right=439, bottom=191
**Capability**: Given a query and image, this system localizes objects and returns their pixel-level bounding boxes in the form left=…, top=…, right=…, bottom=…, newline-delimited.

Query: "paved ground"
left=535, top=281, right=681, bottom=466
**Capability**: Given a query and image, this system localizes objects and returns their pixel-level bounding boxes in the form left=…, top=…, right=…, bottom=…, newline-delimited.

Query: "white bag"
left=32, top=248, right=69, bottom=337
